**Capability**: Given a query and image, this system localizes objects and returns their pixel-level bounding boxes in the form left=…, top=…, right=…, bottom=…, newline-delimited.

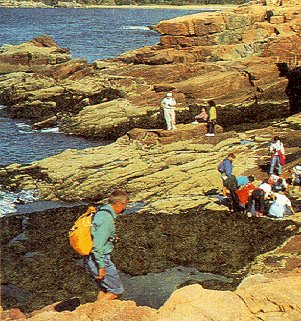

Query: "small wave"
left=40, top=127, right=60, bottom=133
left=0, top=189, right=40, bottom=217
left=0, top=105, right=7, bottom=110
left=121, top=26, right=150, bottom=31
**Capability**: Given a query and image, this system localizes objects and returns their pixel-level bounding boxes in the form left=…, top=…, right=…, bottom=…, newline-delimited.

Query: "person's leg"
left=170, top=109, right=176, bottom=130
left=98, top=254, right=123, bottom=300
left=164, top=108, right=171, bottom=130
left=269, top=156, right=276, bottom=174
left=275, top=156, right=282, bottom=175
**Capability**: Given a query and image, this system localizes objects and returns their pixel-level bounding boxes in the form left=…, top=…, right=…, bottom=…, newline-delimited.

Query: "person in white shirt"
left=258, top=180, right=272, bottom=199
left=268, top=174, right=288, bottom=192
left=269, top=136, right=285, bottom=175
left=161, top=92, right=177, bottom=131
left=268, top=190, right=295, bottom=218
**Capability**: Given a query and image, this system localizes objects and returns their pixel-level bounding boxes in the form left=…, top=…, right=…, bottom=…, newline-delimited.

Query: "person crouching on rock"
left=85, top=189, right=129, bottom=301
left=193, top=107, right=208, bottom=123
left=161, top=92, right=177, bottom=130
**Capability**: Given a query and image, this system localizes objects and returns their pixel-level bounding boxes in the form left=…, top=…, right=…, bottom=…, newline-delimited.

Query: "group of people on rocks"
left=161, top=92, right=217, bottom=136
left=218, top=143, right=299, bottom=218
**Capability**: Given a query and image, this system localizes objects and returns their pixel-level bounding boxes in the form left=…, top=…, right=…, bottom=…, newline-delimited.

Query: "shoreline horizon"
left=0, top=3, right=236, bottom=10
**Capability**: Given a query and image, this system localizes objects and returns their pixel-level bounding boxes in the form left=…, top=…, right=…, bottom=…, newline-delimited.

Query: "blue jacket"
left=223, top=157, right=233, bottom=177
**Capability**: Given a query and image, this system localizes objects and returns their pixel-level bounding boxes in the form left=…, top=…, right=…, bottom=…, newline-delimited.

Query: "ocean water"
left=0, top=7, right=213, bottom=215
left=0, top=7, right=205, bottom=62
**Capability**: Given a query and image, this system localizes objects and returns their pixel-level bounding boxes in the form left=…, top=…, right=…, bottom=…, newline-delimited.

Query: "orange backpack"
left=69, top=206, right=97, bottom=256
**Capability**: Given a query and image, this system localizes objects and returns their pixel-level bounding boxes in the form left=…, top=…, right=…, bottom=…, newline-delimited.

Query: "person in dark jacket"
left=218, top=153, right=236, bottom=196
left=85, top=189, right=129, bottom=301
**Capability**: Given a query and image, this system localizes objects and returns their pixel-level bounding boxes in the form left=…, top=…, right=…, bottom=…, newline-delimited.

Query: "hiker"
left=161, top=92, right=177, bottom=130
left=193, top=107, right=208, bottom=124
left=218, top=153, right=236, bottom=196
left=269, top=136, right=285, bottom=175
left=85, top=189, right=129, bottom=301
left=268, top=190, right=295, bottom=219
left=292, top=165, right=301, bottom=189
left=205, top=100, right=217, bottom=137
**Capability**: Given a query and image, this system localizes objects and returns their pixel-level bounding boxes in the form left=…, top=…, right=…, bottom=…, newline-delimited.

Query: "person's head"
left=166, top=92, right=173, bottom=98
left=228, top=153, right=236, bottom=161
left=248, top=175, right=255, bottom=182
left=109, top=189, right=129, bottom=214
left=277, top=178, right=283, bottom=185
left=272, top=135, right=280, bottom=142
left=208, top=100, right=216, bottom=107
left=201, top=107, right=206, bottom=112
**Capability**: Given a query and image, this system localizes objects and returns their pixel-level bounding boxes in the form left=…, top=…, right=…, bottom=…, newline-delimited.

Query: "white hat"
left=166, top=92, right=173, bottom=97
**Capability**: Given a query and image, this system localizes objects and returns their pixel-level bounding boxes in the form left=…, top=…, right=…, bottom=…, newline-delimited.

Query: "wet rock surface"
left=0, top=204, right=299, bottom=313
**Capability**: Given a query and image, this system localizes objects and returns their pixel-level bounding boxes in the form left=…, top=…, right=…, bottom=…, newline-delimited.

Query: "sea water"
left=0, top=7, right=217, bottom=216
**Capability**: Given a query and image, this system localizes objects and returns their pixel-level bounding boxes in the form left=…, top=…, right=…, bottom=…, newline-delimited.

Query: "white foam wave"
left=40, top=127, right=60, bottom=133
left=0, top=105, right=7, bottom=110
left=122, top=26, right=150, bottom=31
left=0, top=189, right=40, bottom=217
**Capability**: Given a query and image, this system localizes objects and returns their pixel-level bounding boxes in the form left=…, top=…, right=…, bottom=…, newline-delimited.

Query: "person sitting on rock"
left=271, top=177, right=288, bottom=192
left=247, top=179, right=271, bottom=217
left=192, top=107, right=208, bottom=124
left=268, top=189, right=295, bottom=219
left=291, top=165, right=301, bottom=190
left=235, top=176, right=256, bottom=210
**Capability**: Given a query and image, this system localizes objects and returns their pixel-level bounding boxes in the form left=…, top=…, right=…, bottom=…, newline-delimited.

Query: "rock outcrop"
left=0, top=2, right=300, bottom=138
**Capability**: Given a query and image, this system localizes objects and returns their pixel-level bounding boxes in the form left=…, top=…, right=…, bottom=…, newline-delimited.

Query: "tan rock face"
left=0, top=3, right=300, bottom=136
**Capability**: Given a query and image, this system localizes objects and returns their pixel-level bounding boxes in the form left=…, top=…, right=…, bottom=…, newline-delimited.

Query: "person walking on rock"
left=205, top=100, right=217, bottom=137
left=85, top=189, right=129, bottom=301
left=161, top=92, right=177, bottom=130
left=269, top=136, right=285, bottom=175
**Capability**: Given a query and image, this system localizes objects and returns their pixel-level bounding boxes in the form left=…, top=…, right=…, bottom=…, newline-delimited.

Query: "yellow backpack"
left=69, top=206, right=97, bottom=256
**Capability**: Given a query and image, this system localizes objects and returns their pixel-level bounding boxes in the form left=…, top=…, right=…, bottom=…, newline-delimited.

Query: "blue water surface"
left=0, top=7, right=206, bottom=62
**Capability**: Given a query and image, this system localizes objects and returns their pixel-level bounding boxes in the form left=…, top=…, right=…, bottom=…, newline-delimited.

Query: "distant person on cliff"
left=269, top=136, right=285, bottom=175
left=161, top=92, right=177, bottom=130
left=205, top=100, right=217, bottom=137
left=85, top=189, right=129, bottom=301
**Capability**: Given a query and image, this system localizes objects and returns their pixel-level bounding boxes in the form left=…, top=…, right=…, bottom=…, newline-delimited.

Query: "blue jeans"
left=85, top=253, right=123, bottom=295
left=269, top=155, right=282, bottom=175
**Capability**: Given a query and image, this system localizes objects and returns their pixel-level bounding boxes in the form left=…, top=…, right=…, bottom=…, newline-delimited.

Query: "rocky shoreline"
left=1, top=1, right=301, bottom=320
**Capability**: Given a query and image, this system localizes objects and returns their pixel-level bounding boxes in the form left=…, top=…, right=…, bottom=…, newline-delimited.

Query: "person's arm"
left=161, top=100, right=165, bottom=108
left=170, top=98, right=176, bottom=107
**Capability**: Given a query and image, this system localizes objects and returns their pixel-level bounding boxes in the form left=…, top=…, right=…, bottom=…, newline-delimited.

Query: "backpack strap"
left=92, top=208, right=114, bottom=223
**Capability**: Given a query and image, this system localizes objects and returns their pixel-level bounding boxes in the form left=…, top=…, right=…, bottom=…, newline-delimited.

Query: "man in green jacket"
left=85, top=189, right=129, bottom=300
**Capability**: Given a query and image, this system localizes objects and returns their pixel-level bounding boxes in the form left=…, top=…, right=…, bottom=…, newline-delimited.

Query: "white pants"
left=164, top=108, right=176, bottom=130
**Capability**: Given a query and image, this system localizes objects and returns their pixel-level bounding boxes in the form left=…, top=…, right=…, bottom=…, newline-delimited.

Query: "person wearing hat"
left=161, top=92, right=177, bottom=130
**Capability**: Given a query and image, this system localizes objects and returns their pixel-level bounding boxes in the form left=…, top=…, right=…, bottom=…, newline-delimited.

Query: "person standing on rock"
left=161, top=92, right=177, bottom=130
left=205, top=100, right=217, bottom=137
left=85, top=189, right=129, bottom=301
left=269, top=136, right=285, bottom=175
left=218, top=153, right=236, bottom=196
